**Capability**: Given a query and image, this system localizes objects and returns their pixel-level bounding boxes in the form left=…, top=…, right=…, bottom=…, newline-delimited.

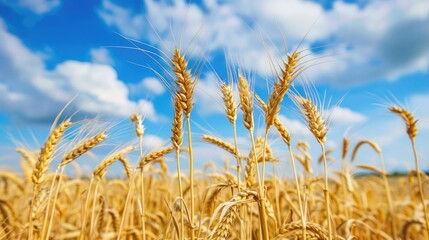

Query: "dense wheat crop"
left=0, top=36, right=428, bottom=240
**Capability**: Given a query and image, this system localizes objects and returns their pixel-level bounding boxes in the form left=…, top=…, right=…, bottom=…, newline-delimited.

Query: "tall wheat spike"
left=294, top=95, right=332, bottom=240
left=28, top=119, right=71, bottom=240
left=389, top=106, right=428, bottom=236
left=257, top=94, right=306, bottom=239
left=170, top=96, right=185, bottom=238
left=237, top=73, right=270, bottom=240
left=172, top=48, right=197, bottom=240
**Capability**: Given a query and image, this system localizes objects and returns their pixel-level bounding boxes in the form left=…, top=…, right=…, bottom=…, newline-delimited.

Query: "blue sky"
left=0, top=0, right=428, bottom=176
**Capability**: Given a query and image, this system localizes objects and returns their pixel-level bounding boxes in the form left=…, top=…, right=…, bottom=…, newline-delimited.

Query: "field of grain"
left=0, top=45, right=428, bottom=240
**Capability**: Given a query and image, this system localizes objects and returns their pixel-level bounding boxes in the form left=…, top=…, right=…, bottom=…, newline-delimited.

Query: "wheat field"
left=0, top=42, right=428, bottom=240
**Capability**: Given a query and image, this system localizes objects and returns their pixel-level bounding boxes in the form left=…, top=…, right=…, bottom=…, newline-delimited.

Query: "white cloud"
left=194, top=73, right=224, bottom=116
left=97, top=0, right=145, bottom=39
left=90, top=48, right=114, bottom=65
left=328, top=106, right=367, bottom=126
left=142, top=77, right=165, bottom=95
left=128, top=77, right=165, bottom=96
left=136, top=99, right=158, bottom=122
left=2, top=0, right=61, bottom=14
left=142, top=134, right=165, bottom=151
left=97, top=0, right=429, bottom=87
left=0, top=20, right=160, bottom=123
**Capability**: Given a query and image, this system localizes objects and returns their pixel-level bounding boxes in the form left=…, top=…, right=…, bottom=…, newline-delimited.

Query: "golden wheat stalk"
left=389, top=105, right=428, bottom=236
left=294, top=95, right=332, bottom=239
left=172, top=47, right=197, bottom=240
left=170, top=96, right=185, bottom=238
left=28, top=119, right=71, bottom=240
left=237, top=73, right=270, bottom=239
left=220, top=81, right=243, bottom=218
left=130, top=113, right=146, bottom=240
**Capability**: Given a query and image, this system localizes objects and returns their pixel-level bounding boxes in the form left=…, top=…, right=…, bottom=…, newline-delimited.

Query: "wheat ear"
left=238, top=74, right=253, bottom=131
left=61, top=131, right=107, bottom=166
left=202, top=135, right=236, bottom=156
left=93, top=146, right=134, bottom=179
left=138, top=146, right=174, bottom=168
left=172, top=48, right=195, bottom=116
left=389, top=106, right=417, bottom=140
left=220, top=82, right=237, bottom=124
left=296, top=96, right=327, bottom=144
left=32, top=119, right=72, bottom=185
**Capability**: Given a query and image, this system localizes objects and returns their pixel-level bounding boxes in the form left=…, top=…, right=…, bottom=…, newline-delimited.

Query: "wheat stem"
left=249, top=132, right=269, bottom=240
left=80, top=177, right=94, bottom=240
left=186, top=115, right=195, bottom=240
left=320, top=143, right=332, bottom=240
left=411, top=139, right=429, bottom=236
left=288, top=144, right=306, bottom=240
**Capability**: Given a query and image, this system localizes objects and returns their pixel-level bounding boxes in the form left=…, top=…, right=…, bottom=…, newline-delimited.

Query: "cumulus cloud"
left=128, top=77, right=165, bottom=96
left=328, top=106, right=367, bottom=126
left=97, top=0, right=429, bottom=86
left=142, top=134, right=165, bottom=151
left=1, top=0, right=61, bottom=14
left=194, top=73, right=224, bottom=116
left=0, top=20, right=160, bottom=123
left=97, top=0, right=145, bottom=39
left=90, top=48, right=114, bottom=65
